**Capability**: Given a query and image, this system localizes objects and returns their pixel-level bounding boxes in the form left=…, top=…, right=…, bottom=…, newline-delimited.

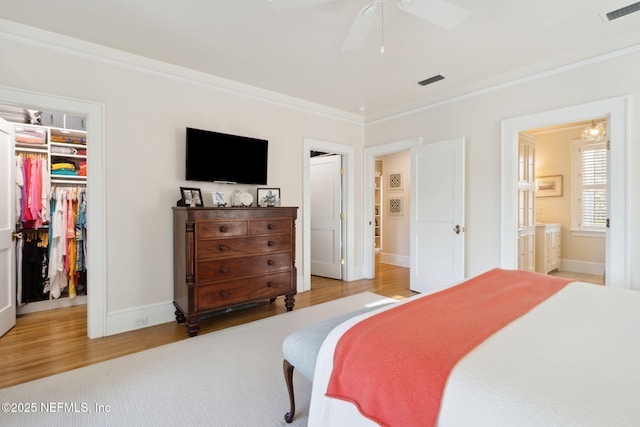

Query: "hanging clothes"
left=15, top=156, right=24, bottom=220
left=19, top=230, right=49, bottom=303
left=14, top=125, right=88, bottom=309
left=15, top=152, right=49, bottom=229
left=46, top=186, right=88, bottom=299
left=48, top=189, right=66, bottom=299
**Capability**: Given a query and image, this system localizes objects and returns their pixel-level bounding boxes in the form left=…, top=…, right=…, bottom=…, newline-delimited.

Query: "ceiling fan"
left=269, top=0, right=469, bottom=52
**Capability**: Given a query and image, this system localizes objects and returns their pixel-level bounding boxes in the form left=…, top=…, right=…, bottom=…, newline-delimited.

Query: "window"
left=572, top=140, right=607, bottom=235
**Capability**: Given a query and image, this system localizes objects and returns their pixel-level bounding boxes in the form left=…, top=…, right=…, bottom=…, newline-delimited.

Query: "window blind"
left=580, top=145, right=607, bottom=228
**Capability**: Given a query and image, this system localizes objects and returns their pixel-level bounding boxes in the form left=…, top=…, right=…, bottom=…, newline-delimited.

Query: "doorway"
left=309, top=151, right=343, bottom=280
left=520, top=119, right=607, bottom=283
left=302, top=138, right=354, bottom=292
left=364, top=137, right=466, bottom=293
left=374, top=151, right=411, bottom=268
left=0, top=86, right=107, bottom=338
left=501, top=97, right=629, bottom=288
left=364, top=139, right=419, bottom=279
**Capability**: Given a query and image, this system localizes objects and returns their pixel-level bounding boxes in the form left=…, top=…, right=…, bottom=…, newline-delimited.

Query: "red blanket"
left=326, top=268, right=573, bottom=427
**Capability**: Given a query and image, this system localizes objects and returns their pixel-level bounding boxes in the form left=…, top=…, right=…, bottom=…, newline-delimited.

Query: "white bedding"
left=308, top=281, right=640, bottom=426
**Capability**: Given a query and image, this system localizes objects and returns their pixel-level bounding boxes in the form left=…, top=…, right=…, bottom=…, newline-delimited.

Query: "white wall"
left=0, top=23, right=365, bottom=335
left=365, top=49, right=640, bottom=289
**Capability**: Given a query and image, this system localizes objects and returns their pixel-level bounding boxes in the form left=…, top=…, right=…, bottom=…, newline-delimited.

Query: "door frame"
left=302, top=138, right=353, bottom=291
left=363, top=138, right=421, bottom=278
left=500, top=96, right=629, bottom=288
left=0, top=85, right=107, bottom=338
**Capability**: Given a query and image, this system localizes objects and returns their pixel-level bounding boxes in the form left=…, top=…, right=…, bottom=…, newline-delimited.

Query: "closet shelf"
left=51, top=153, right=86, bottom=159
left=51, top=141, right=87, bottom=148
left=15, top=144, right=48, bottom=153
left=51, top=178, right=87, bottom=185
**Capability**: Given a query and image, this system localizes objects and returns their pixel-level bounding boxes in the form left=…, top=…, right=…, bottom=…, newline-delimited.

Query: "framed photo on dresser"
left=180, top=187, right=204, bottom=207
left=257, top=188, right=280, bottom=207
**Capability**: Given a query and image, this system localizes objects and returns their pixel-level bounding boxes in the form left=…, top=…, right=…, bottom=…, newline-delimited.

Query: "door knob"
left=11, top=231, right=22, bottom=241
left=453, top=225, right=461, bottom=235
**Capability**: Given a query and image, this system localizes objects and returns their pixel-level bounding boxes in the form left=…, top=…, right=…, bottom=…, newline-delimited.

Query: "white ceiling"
left=2, top=0, right=640, bottom=122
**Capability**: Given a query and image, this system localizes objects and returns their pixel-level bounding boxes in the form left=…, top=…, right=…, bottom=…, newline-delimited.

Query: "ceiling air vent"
left=604, top=1, right=640, bottom=21
left=418, top=75, right=445, bottom=86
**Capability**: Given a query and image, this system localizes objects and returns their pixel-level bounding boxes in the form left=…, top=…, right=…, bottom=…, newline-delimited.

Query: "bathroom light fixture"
left=581, top=120, right=606, bottom=141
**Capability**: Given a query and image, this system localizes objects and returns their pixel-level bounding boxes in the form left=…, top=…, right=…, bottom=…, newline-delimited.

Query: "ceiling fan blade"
left=341, top=2, right=381, bottom=52
left=396, top=0, right=468, bottom=30
left=268, top=0, right=337, bottom=11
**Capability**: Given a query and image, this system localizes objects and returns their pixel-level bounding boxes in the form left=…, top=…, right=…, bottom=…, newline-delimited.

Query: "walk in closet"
left=3, top=106, right=88, bottom=315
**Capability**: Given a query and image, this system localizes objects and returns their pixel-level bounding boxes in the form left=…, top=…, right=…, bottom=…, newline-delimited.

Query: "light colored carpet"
left=0, top=292, right=394, bottom=426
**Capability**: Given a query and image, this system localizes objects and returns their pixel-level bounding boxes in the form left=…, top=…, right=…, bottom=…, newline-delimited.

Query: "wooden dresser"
left=173, top=206, right=297, bottom=336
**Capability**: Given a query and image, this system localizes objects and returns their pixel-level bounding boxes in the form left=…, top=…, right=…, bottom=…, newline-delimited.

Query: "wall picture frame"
left=388, top=195, right=404, bottom=217
left=535, top=175, right=563, bottom=197
left=257, top=188, right=280, bottom=207
left=180, top=187, right=204, bottom=207
left=388, top=171, right=403, bottom=191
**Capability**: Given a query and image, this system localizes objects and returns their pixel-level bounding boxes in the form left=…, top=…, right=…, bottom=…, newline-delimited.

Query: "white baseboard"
left=17, top=295, right=88, bottom=315
left=106, top=301, right=175, bottom=336
left=380, top=252, right=410, bottom=268
left=560, top=259, right=605, bottom=276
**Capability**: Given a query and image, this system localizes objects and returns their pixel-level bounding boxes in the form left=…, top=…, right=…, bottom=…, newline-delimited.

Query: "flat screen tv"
left=185, top=127, right=268, bottom=185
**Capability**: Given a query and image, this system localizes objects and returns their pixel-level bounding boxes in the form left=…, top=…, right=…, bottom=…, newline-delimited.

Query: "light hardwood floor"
left=0, top=261, right=412, bottom=389
left=550, top=270, right=604, bottom=285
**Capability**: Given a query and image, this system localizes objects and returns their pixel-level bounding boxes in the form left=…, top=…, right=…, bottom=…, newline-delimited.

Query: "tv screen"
left=185, top=127, right=268, bottom=185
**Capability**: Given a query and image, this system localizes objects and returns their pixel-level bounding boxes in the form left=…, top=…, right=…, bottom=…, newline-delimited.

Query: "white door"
left=410, top=137, right=465, bottom=293
left=310, top=154, right=342, bottom=279
left=0, top=117, right=16, bottom=337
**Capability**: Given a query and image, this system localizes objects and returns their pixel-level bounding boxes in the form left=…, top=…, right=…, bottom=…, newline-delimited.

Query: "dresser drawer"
left=198, top=220, right=248, bottom=238
left=197, top=272, right=293, bottom=310
left=250, top=218, right=291, bottom=235
left=198, top=252, right=291, bottom=283
left=198, top=234, right=292, bottom=260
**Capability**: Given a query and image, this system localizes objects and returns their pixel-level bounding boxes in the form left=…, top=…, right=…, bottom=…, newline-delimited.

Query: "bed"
left=307, top=268, right=640, bottom=427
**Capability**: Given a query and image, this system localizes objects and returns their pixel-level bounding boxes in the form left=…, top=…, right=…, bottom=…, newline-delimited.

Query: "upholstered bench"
left=282, top=303, right=393, bottom=423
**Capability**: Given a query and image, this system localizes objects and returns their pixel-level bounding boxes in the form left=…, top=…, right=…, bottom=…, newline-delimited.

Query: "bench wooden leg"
left=283, top=359, right=296, bottom=423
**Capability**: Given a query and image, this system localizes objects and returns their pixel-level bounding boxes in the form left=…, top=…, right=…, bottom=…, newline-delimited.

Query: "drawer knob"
left=267, top=259, right=275, bottom=266
left=220, top=290, right=229, bottom=298
left=220, top=266, right=230, bottom=273
left=219, top=244, right=229, bottom=252
left=219, top=225, right=228, bottom=232
left=267, top=223, right=274, bottom=230
left=267, top=281, right=275, bottom=288
left=267, top=240, right=275, bottom=247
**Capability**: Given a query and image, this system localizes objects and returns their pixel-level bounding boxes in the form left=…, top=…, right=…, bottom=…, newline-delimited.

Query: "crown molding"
left=366, top=42, right=640, bottom=126
left=0, top=18, right=365, bottom=126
